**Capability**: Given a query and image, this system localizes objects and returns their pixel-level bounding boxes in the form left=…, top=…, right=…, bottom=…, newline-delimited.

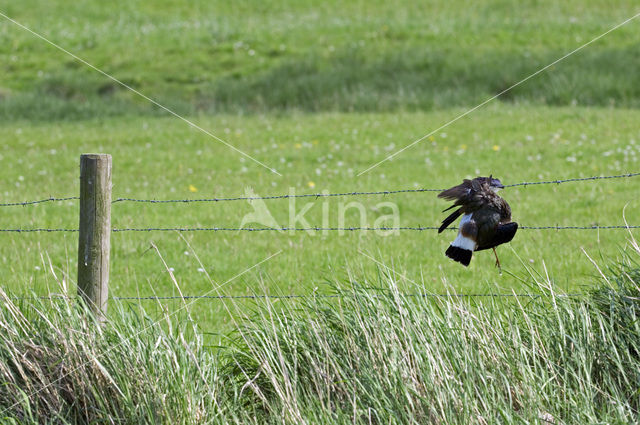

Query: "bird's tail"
left=438, top=208, right=462, bottom=233
left=445, top=245, right=472, bottom=266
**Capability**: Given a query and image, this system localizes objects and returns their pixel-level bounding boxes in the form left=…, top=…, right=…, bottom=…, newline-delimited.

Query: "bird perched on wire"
left=437, top=176, right=517, bottom=268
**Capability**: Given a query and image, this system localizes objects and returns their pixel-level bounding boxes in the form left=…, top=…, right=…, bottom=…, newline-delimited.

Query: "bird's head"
left=487, top=175, right=505, bottom=193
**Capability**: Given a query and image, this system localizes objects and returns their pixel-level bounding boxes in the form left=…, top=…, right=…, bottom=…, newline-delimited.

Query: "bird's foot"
left=493, top=248, right=502, bottom=274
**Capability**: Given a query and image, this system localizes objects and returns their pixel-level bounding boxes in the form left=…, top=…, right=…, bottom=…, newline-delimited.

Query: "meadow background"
left=2, top=0, right=640, bottom=328
left=2, top=0, right=640, bottom=423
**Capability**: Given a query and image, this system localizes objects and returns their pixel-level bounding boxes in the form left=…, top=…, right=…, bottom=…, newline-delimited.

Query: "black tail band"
left=445, top=245, right=472, bottom=266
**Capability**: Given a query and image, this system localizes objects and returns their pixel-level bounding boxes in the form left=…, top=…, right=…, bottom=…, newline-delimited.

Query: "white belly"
left=451, top=214, right=477, bottom=251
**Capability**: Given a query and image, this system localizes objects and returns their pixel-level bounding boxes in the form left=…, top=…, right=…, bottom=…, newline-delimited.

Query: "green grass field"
left=2, top=0, right=640, bottom=330
left=3, top=0, right=640, bottom=422
left=2, top=107, right=640, bottom=328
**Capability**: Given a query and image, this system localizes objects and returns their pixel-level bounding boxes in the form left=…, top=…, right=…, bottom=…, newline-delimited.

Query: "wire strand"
left=2, top=172, right=638, bottom=207
left=504, top=172, right=640, bottom=187
left=7, top=293, right=584, bottom=301
left=1, top=225, right=638, bottom=233
left=0, top=197, right=79, bottom=207
left=112, top=172, right=640, bottom=204
left=112, top=188, right=442, bottom=204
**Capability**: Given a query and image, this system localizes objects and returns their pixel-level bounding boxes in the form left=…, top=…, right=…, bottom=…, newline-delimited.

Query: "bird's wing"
left=498, top=196, right=512, bottom=222
left=439, top=178, right=495, bottom=212
left=475, top=206, right=501, bottom=240
left=438, top=207, right=462, bottom=233
left=437, top=179, right=474, bottom=203
left=474, top=194, right=517, bottom=248
left=476, top=222, right=518, bottom=251
left=438, top=177, right=499, bottom=214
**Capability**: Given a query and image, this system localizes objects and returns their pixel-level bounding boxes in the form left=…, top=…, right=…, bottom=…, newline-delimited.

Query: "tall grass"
left=229, top=268, right=640, bottom=424
left=0, top=295, right=220, bottom=424
left=1, top=247, right=640, bottom=423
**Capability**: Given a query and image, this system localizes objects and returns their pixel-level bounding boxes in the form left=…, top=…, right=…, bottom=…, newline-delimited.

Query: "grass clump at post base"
left=0, top=296, right=220, bottom=424
left=1, top=252, right=640, bottom=423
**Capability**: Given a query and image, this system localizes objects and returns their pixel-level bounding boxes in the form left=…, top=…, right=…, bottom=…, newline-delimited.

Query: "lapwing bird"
left=438, top=176, right=518, bottom=267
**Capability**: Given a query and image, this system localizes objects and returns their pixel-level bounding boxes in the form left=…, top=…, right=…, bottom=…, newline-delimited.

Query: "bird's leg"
left=492, top=247, right=502, bottom=271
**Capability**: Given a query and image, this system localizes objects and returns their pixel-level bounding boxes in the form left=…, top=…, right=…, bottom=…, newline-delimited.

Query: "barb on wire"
left=1, top=225, right=639, bottom=233
left=0, top=197, right=78, bottom=207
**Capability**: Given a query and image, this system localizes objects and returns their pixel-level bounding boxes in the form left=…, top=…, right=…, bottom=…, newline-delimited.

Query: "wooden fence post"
left=77, top=154, right=112, bottom=321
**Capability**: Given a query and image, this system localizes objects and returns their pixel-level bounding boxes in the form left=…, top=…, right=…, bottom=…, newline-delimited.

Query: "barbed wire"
left=1, top=225, right=639, bottom=233
left=111, top=226, right=443, bottom=232
left=0, top=228, right=79, bottom=233
left=112, top=188, right=442, bottom=204
left=520, top=225, right=640, bottom=230
left=112, top=293, right=585, bottom=300
left=0, top=196, right=79, bottom=207
left=2, top=172, right=638, bottom=207
left=113, top=225, right=640, bottom=232
left=504, top=172, right=640, bottom=187
left=112, top=172, right=640, bottom=204
left=7, top=292, right=585, bottom=301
